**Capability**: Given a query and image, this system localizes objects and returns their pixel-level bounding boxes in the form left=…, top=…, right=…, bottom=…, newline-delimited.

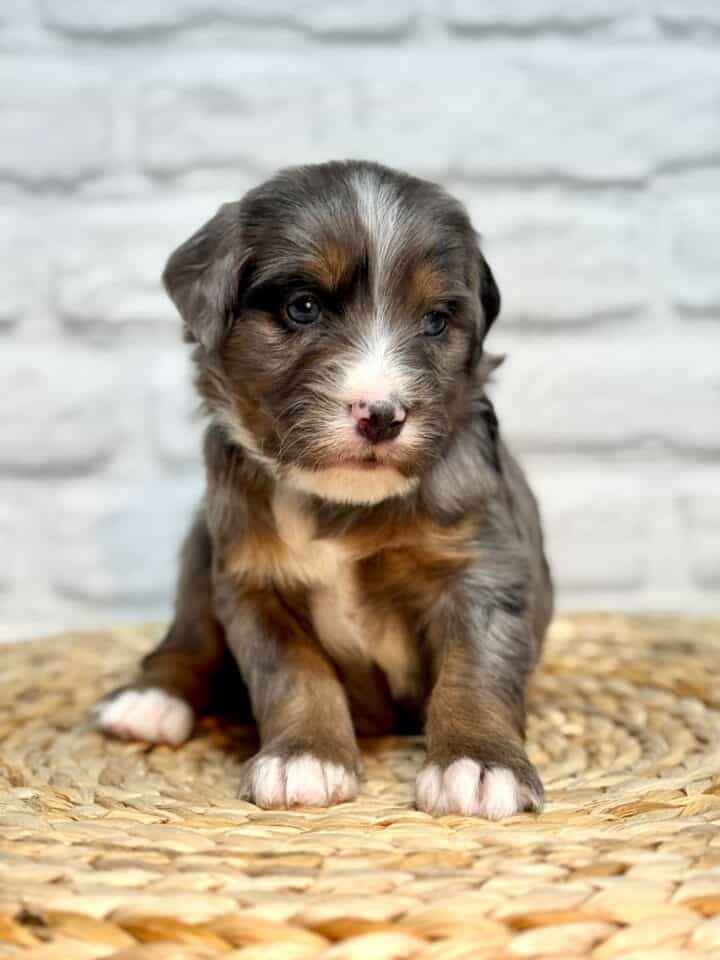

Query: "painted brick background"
left=1, top=0, right=719, bottom=641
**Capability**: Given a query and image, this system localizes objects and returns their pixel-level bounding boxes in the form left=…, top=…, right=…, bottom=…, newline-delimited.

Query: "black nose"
left=354, top=401, right=405, bottom=444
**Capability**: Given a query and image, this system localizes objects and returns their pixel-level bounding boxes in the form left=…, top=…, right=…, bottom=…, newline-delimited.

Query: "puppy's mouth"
left=321, top=438, right=411, bottom=471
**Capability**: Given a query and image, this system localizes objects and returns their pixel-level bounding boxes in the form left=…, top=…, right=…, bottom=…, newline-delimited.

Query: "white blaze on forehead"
left=347, top=170, right=414, bottom=405
left=351, top=168, right=405, bottom=296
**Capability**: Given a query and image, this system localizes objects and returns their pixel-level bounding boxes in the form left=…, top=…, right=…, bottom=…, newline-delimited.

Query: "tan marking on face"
left=298, top=238, right=354, bottom=291
left=406, top=258, right=448, bottom=311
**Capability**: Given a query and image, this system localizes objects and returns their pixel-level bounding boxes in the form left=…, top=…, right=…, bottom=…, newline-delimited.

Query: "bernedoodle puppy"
left=95, top=160, right=553, bottom=818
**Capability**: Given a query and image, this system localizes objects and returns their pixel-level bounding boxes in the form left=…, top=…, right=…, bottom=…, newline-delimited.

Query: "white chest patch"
left=271, top=485, right=419, bottom=703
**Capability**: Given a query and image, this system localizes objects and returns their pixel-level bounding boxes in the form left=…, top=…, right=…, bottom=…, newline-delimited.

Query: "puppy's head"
left=164, top=161, right=500, bottom=505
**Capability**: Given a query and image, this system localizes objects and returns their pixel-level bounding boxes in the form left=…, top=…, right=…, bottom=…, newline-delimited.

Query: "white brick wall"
left=1, top=0, right=719, bottom=641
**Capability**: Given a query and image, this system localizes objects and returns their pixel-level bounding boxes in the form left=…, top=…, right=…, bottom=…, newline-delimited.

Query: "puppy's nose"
left=351, top=399, right=407, bottom=444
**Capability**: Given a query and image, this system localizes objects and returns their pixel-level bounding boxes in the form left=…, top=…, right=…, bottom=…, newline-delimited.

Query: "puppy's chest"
left=232, top=487, right=420, bottom=703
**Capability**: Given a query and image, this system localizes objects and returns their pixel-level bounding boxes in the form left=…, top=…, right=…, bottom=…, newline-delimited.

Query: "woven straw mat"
left=2, top=614, right=720, bottom=960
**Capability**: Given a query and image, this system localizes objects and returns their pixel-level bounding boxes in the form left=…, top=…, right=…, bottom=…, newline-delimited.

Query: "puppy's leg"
left=95, top=510, right=234, bottom=746
left=416, top=579, right=543, bottom=819
left=217, top=582, right=361, bottom=808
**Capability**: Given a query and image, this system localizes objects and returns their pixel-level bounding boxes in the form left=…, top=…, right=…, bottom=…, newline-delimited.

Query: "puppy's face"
left=164, top=162, right=500, bottom=504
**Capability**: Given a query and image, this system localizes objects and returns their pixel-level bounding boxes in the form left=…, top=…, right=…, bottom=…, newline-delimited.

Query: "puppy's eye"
left=286, top=294, right=321, bottom=326
left=421, top=311, right=449, bottom=337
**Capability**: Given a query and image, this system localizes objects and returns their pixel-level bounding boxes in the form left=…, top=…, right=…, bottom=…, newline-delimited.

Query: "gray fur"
left=98, top=160, right=553, bottom=814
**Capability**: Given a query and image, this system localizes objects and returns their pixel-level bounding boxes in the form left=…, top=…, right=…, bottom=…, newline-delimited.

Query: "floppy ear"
left=478, top=249, right=501, bottom=336
left=162, top=201, right=245, bottom=352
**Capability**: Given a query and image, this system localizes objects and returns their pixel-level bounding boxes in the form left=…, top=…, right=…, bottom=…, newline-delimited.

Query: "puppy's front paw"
left=416, top=757, right=543, bottom=819
left=94, top=687, right=194, bottom=747
left=240, top=752, right=359, bottom=809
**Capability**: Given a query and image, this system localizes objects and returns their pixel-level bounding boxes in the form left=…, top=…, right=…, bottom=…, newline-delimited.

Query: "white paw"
left=242, top=753, right=359, bottom=809
left=416, top=758, right=542, bottom=819
left=94, top=688, right=194, bottom=747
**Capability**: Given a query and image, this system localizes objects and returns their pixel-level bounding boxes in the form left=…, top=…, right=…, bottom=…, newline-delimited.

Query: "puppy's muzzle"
left=350, top=399, right=407, bottom=444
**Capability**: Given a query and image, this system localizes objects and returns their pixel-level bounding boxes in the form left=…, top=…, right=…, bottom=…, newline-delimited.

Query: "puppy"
left=96, top=160, right=553, bottom=818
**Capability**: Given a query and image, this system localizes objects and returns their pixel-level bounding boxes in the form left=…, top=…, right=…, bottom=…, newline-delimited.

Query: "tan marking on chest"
left=227, top=485, right=421, bottom=702
left=309, top=569, right=421, bottom=705
left=354, top=514, right=479, bottom=608
left=226, top=486, right=343, bottom=590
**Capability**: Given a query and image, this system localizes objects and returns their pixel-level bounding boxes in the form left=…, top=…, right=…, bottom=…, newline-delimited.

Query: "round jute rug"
left=2, top=614, right=720, bottom=960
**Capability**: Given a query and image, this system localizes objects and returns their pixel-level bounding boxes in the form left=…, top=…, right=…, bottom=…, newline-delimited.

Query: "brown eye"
left=286, top=294, right=321, bottom=326
left=421, top=311, right=448, bottom=337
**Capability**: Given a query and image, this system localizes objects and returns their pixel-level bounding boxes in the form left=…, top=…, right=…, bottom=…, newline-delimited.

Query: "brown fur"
left=96, top=160, right=554, bottom=814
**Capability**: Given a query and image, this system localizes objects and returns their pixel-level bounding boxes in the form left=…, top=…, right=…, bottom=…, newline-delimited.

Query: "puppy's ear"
left=478, top=249, right=501, bottom=335
left=163, top=202, right=245, bottom=352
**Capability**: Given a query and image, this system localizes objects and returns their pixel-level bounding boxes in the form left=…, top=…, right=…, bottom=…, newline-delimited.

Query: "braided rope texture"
left=2, top=615, right=720, bottom=959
